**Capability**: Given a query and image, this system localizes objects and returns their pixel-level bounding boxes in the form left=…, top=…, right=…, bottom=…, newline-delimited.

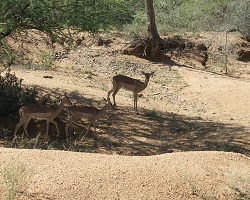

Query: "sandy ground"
left=1, top=64, right=250, bottom=199
left=0, top=148, right=250, bottom=200
left=0, top=32, right=250, bottom=199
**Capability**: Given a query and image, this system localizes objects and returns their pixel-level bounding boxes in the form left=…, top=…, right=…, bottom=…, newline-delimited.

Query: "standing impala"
left=13, top=92, right=72, bottom=138
left=107, top=71, right=155, bottom=114
left=65, top=98, right=115, bottom=140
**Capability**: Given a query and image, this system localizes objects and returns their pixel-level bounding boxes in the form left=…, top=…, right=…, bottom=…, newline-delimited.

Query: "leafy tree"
left=0, top=0, right=31, bottom=39
left=0, top=0, right=136, bottom=42
left=152, top=0, right=249, bottom=37
left=225, top=0, right=250, bottom=40
left=153, top=0, right=233, bottom=32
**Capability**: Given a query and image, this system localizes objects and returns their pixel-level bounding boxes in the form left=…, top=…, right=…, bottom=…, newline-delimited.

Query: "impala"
left=107, top=71, right=155, bottom=114
left=65, top=98, right=115, bottom=140
left=13, top=92, right=72, bottom=138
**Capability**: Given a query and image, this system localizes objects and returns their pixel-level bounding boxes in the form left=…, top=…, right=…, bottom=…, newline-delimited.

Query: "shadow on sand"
left=5, top=88, right=250, bottom=157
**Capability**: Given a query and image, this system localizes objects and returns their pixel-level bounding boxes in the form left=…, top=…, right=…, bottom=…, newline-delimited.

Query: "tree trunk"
left=146, top=0, right=160, bottom=39
left=145, top=0, right=161, bottom=58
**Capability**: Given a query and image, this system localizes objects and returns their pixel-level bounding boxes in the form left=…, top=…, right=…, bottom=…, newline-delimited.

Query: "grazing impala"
left=65, top=98, right=115, bottom=140
left=107, top=71, right=155, bottom=114
left=13, top=92, right=72, bottom=138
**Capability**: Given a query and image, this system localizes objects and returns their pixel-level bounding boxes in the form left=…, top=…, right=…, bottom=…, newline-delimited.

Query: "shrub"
left=226, top=0, right=250, bottom=40
left=2, top=160, right=28, bottom=200
left=38, top=50, right=55, bottom=69
left=0, top=69, right=39, bottom=117
left=126, top=0, right=249, bottom=36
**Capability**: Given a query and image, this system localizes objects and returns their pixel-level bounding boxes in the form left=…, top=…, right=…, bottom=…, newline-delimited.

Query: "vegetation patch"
left=1, top=160, right=29, bottom=200
left=0, top=69, right=39, bottom=117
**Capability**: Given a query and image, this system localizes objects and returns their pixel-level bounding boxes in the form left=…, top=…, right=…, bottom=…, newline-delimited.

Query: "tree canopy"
left=0, top=0, right=137, bottom=41
left=0, top=0, right=249, bottom=42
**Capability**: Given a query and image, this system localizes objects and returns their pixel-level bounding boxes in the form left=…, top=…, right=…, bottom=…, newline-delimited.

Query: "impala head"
left=141, top=71, right=155, bottom=79
left=62, top=92, right=72, bottom=105
left=103, top=97, right=115, bottom=111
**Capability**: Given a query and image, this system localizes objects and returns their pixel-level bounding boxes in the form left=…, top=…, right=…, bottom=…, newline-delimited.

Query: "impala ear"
left=103, top=97, right=108, bottom=102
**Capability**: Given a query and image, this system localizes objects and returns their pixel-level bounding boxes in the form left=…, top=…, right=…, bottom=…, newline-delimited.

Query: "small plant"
left=172, top=34, right=183, bottom=41
left=0, top=39, right=15, bottom=67
left=227, top=165, right=250, bottom=199
left=83, top=67, right=93, bottom=75
left=213, top=142, right=240, bottom=153
left=63, top=137, right=84, bottom=152
left=202, top=193, right=217, bottom=200
left=38, top=50, right=55, bottom=69
left=188, top=179, right=199, bottom=196
left=2, top=161, right=28, bottom=200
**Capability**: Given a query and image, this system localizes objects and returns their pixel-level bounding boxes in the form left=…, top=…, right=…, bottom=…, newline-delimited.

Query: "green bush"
left=38, top=50, right=55, bottom=69
left=0, top=69, right=39, bottom=117
left=0, top=39, right=15, bottom=67
left=226, top=0, right=250, bottom=39
left=126, top=0, right=249, bottom=36
left=0, top=0, right=137, bottom=41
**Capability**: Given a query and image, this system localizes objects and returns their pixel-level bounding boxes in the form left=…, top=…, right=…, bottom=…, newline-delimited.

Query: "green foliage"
left=0, top=39, right=15, bottom=67
left=0, top=0, right=137, bottom=42
left=0, top=0, right=30, bottom=39
left=225, top=0, right=250, bottom=38
left=38, top=50, right=55, bottom=69
left=213, top=142, right=240, bottom=153
left=127, top=0, right=249, bottom=37
left=153, top=0, right=234, bottom=31
left=0, top=69, right=39, bottom=117
left=62, top=0, right=135, bottom=31
left=1, top=0, right=249, bottom=46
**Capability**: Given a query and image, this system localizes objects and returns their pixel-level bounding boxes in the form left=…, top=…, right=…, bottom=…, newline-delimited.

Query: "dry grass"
left=1, top=160, right=29, bottom=200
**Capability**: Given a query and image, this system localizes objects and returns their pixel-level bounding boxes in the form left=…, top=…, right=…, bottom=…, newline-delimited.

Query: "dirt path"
left=178, top=67, right=250, bottom=125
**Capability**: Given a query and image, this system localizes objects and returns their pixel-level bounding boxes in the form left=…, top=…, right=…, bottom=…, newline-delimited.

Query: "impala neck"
left=140, top=76, right=150, bottom=91
left=96, top=104, right=110, bottom=119
left=55, top=98, right=67, bottom=115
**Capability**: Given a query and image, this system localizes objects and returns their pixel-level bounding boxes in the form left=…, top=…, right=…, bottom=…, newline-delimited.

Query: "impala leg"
left=50, top=119, right=59, bottom=137
left=93, top=121, right=97, bottom=133
left=46, top=120, right=50, bottom=138
left=81, top=120, right=91, bottom=141
left=65, top=118, right=75, bottom=138
left=65, top=123, right=70, bottom=138
left=86, top=120, right=92, bottom=134
left=107, top=88, right=114, bottom=100
left=134, top=92, right=139, bottom=114
left=23, top=119, right=31, bottom=138
left=112, top=86, right=121, bottom=107
left=14, top=118, right=29, bottom=137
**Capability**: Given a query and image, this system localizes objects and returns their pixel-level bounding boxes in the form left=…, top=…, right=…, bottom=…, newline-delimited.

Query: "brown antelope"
left=107, top=71, right=155, bottom=114
left=13, top=92, right=72, bottom=138
left=65, top=98, right=115, bottom=140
